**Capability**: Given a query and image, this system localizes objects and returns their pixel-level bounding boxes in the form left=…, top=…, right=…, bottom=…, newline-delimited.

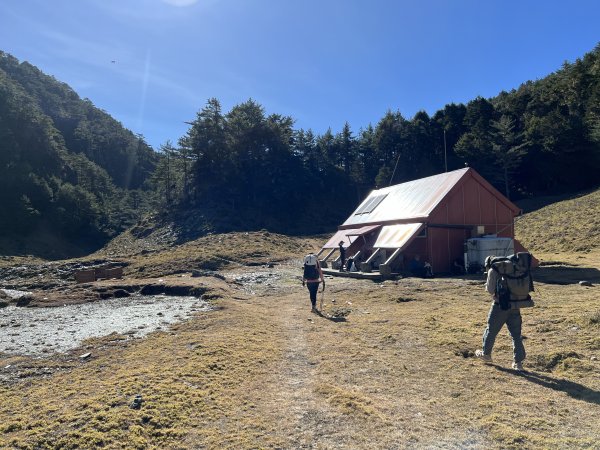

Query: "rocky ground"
left=0, top=294, right=208, bottom=356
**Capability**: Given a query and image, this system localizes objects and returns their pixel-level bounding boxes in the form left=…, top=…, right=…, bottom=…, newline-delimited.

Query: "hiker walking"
left=302, top=254, right=325, bottom=312
left=338, top=241, right=346, bottom=272
left=475, top=253, right=535, bottom=371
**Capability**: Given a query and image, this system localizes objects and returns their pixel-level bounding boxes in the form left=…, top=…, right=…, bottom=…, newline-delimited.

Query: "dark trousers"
left=307, top=282, right=320, bottom=308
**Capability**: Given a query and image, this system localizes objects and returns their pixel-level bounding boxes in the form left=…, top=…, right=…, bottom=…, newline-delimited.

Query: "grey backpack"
left=490, top=253, right=534, bottom=308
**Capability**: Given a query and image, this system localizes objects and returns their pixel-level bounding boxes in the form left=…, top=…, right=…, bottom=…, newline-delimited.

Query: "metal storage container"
left=464, top=237, right=514, bottom=273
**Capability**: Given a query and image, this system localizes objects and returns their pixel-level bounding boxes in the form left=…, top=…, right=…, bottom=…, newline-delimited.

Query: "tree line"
left=153, top=44, right=600, bottom=232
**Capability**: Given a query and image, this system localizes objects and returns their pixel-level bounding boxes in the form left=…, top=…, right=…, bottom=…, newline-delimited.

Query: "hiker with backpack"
left=302, top=254, right=325, bottom=312
left=475, top=253, right=535, bottom=371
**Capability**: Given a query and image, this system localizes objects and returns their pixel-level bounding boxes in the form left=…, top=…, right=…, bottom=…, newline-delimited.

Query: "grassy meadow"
left=0, top=190, right=599, bottom=449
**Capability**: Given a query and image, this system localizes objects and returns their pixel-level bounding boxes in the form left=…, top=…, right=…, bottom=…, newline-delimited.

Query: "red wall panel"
left=428, top=228, right=449, bottom=272
left=425, top=172, right=517, bottom=272
left=478, top=185, right=497, bottom=225
left=463, top=179, right=481, bottom=224
left=446, top=192, right=464, bottom=223
left=429, top=207, right=446, bottom=224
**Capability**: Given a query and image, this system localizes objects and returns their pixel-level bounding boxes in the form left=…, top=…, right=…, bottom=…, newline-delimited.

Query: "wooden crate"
left=74, top=269, right=96, bottom=283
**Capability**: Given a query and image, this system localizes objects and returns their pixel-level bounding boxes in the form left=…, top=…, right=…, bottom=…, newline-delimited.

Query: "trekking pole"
left=319, top=282, right=325, bottom=311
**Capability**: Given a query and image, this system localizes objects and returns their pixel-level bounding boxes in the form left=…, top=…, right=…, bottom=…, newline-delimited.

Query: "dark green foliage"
left=172, top=99, right=353, bottom=233
left=451, top=49, right=600, bottom=198
left=3, top=44, right=600, bottom=254
left=0, top=52, right=157, bottom=190
left=0, top=52, right=157, bottom=257
left=164, top=45, right=600, bottom=232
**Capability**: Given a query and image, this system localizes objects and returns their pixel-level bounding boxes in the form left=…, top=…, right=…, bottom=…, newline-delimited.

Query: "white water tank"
left=464, top=237, right=514, bottom=273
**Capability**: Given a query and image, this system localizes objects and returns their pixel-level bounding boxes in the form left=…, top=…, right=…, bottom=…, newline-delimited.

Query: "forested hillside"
left=1, top=45, right=600, bottom=256
left=0, top=52, right=158, bottom=257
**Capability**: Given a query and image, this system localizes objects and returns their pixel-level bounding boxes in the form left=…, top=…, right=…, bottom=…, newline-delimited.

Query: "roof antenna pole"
left=444, top=129, right=448, bottom=173
left=389, top=152, right=401, bottom=186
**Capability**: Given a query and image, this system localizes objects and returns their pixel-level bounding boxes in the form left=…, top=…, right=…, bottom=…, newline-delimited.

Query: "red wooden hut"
left=319, top=168, right=526, bottom=274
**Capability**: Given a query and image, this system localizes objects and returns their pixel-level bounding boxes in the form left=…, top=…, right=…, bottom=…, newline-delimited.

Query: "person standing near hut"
left=338, top=241, right=346, bottom=272
left=302, top=254, right=325, bottom=312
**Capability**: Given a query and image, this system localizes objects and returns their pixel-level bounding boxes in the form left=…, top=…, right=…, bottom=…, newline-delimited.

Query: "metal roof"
left=345, top=224, right=381, bottom=236
left=322, top=229, right=359, bottom=249
left=322, top=225, right=381, bottom=249
left=342, top=168, right=470, bottom=227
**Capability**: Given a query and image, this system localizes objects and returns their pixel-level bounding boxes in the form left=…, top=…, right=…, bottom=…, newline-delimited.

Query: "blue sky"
left=1, top=0, right=599, bottom=149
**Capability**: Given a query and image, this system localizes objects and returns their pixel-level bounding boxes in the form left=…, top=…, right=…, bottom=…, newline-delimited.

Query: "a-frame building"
left=319, top=168, right=524, bottom=275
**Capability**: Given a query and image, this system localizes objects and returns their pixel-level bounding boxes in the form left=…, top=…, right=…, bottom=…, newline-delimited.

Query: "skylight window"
left=354, top=194, right=387, bottom=215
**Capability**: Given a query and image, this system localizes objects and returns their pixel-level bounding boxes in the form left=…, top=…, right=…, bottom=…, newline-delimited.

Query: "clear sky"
left=1, top=0, right=599, bottom=149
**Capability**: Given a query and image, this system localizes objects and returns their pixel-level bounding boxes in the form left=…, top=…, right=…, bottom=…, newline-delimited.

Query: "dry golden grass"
left=1, top=250, right=599, bottom=449
left=2, top=187, right=600, bottom=448
left=99, top=231, right=324, bottom=278
left=516, top=187, right=600, bottom=253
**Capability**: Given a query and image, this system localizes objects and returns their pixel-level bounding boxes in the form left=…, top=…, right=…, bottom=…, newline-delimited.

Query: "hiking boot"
left=512, top=361, right=524, bottom=371
left=475, top=350, right=492, bottom=362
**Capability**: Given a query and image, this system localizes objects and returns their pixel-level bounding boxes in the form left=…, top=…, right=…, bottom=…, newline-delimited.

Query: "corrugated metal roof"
left=345, top=224, right=381, bottom=236
left=342, top=168, right=469, bottom=227
left=322, top=229, right=360, bottom=249
left=373, top=223, right=424, bottom=249
left=323, top=225, right=382, bottom=249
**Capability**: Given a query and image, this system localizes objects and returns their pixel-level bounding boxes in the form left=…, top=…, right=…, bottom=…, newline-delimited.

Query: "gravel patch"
left=0, top=289, right=31, bottom=299
left=0, top=295, right=209, bottom=355
left=230, top=270, right=282, bottom=294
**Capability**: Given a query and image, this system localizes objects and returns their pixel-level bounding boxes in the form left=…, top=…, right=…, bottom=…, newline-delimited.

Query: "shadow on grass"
left=515, top=189, right=597, bottom=214
left=532, top=265, right=600, bottom=285
left=440, top=263, right=600, bottom=286
left=494, top=366, right=600, bottom=406
left=314, top=310, right=347, bottom=322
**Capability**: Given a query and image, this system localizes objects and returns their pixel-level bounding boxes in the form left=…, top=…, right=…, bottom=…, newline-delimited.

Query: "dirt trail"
left=229, top=266, right=600, bottom=449
left=235, top=270, right=489, bottom=448
left=225, top=267, right=331, bottom=445
left=268, top=293, right=325, bottom=446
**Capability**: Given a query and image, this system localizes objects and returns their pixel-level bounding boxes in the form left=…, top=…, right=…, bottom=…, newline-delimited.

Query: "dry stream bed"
left=0, top=292, right=209, bottom=355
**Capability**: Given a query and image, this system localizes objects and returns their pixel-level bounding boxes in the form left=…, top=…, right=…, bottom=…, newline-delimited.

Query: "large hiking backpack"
left=489, top=252, right=534, bottom=310
left=303, top=254, right=320, bottom=280
left=496, top=276, right=511, bottom=311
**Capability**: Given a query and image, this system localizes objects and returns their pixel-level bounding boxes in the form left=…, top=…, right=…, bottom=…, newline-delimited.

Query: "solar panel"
left=365, top=194, right=387, bottom=213
left=355, top=197, right=376, bottom=215
left=354, top=193, right=387, bottom=215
